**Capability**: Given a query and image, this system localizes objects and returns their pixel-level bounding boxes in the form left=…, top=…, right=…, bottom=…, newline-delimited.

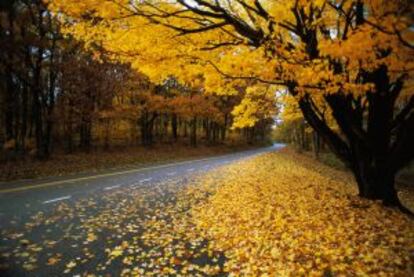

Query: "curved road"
left=0, top=144, right=284, bottom=276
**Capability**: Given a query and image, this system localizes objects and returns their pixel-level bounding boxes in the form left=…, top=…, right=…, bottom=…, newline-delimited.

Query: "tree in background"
left=276, top=94, right=336, bottom=158
left=0, top=0, right=61, bottom=158
left=1, top=0, right=275, bottom=161
left=58, top=44, right=130, bottom=151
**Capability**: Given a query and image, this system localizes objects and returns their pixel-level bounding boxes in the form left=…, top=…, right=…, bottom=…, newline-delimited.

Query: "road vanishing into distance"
left=0, top=144, right=284, bottom=276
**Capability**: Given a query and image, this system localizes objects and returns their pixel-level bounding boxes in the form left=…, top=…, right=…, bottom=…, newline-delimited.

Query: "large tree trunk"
left=288, top=3, right=413, bottom=213
left=347, top=137, right=398, bottom=204
left=295, top=81, right=413, bottom=214
left=351, top=158, right=399, bottom=206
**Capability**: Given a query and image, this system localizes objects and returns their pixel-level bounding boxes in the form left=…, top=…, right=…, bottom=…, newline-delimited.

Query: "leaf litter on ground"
left=0, top=149, right=413, bottom=276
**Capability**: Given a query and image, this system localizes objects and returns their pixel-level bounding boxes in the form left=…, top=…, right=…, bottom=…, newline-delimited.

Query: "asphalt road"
left=0, top=144, right=284, bottom=276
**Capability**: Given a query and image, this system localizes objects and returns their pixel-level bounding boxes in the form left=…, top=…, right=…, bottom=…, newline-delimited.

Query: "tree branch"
left=205, top=60, right=285, bottom=86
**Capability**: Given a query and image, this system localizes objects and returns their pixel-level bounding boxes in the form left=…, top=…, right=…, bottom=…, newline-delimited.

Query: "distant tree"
left=0, top=0, right=61, bottom=158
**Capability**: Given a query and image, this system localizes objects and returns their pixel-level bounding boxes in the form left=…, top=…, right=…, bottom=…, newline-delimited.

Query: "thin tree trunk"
left=171, top=114, right=178, bottom=141
left=190, top=117, right=197, bottom=147
left=312, top=131, right=320, bottom=159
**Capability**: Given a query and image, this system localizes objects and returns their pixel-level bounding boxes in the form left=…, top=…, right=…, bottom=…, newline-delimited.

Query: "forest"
left=0, top=1, right=413, bottom=276
left=0, top=0, right=275, bottom=162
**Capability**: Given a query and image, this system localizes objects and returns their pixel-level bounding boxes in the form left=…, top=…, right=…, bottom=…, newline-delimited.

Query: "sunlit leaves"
left=190, top=150, right=414, bottom=275
left=108, top=247, right=123, bottom=258
left=86, top=233, right=97, bottom=242
left=49, top=0, right=414, bottom=132
left=232, top=84, right=278, bottom=128
left=46, top=255, right=61, bottom=266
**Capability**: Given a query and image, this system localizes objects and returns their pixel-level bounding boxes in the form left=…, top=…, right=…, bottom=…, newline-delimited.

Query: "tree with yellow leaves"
left=50, top=0, right=414, bottom=212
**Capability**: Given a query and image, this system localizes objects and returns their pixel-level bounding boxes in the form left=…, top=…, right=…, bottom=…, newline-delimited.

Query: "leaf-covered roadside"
left=190, top=150, right=414, bottom=276
left=0, top=144, right=252, bottom=182
left=1, top=149, right=413, bottom=276
left=0, top=174, right=225, bottom=276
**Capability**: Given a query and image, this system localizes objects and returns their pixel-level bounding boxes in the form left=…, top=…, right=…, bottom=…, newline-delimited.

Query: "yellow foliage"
left=49, top=0, right=414, bottom=132
left=190, top=150, right=414, bottom=276
left=232, top=85, right=278, bottom=128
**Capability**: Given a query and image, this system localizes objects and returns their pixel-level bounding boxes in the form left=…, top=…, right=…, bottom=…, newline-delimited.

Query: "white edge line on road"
left=43, top=195, right=71, bottom=204
left=140, top=178, right=152, bottom=183
left=1, top=146, right=279, bottom=194
left=2, top=156, right=226, bottom=193
left=104, top=185, right=120, bottom=191
left=166, top=172, right=176, bottom=176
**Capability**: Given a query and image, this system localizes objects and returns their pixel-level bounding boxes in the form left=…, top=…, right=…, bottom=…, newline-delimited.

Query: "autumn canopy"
left=45, top=0, right=414, bottom=211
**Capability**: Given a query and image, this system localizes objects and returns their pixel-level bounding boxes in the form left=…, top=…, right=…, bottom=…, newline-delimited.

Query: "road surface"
left=0, top=144, right=284, bottom=276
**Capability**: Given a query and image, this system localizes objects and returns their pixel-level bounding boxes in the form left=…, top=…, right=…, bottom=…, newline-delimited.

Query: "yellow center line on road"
left=0, top=154, right=238, bottom=194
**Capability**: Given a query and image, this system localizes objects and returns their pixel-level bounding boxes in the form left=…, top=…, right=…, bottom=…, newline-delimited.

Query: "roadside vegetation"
left=273, top=115, right=414, bottom=192
left=190, top=149, right=414, bottom=276
left=0, top=1, right=274, bottom=163
left=0, top=143, right=262, bottom=182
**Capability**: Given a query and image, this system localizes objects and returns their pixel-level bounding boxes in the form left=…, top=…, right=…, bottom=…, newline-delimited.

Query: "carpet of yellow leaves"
left=188, top=150, right=414, bottom=276
left=2, top=149, right=413, bottom=276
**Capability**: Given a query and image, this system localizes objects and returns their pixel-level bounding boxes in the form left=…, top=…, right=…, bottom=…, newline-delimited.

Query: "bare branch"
left=205, top=60, right=285, bottom=86
left=200, top=40, right=244, bottom=50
